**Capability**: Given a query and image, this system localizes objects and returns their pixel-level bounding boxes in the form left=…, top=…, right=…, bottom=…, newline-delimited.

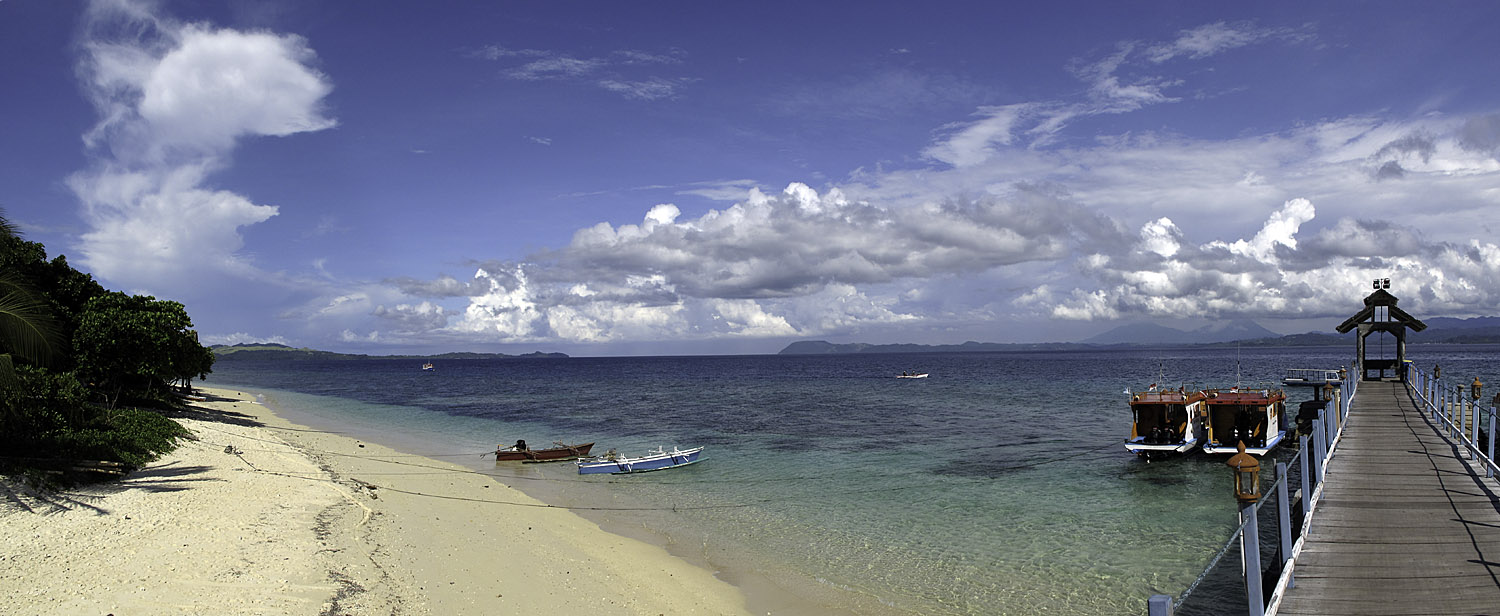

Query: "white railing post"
left=1299, top=435, right=1312, bottom=519
left=1148, top=594, right=1174, bottom=616
left=1488, top=404, right=1496, bottom=479
left=1471, top=395, right=1480, bottom=460
left=1313, top=409, right=1327, bottom=485
left=1325, top=400, right=1336, bottom=445
left=1242, top=505, right=1265, bottom=616
left=1276, top=461, right=1293, bottom=589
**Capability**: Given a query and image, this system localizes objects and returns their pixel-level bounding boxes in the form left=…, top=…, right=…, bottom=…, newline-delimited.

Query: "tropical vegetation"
left=1, top=209, right=208, bottom=482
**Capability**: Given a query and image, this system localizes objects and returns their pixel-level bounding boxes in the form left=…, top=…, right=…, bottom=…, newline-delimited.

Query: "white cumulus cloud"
left=69, top=0, right=334, bottom=292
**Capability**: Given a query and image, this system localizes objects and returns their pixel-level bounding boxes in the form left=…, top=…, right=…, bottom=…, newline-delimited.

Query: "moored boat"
left=1125, top=386, right=1208, bottom=458
left=494, top=440, right=595, bottom=462
left=1200, top=387, right=1287, bottom=456
left=577, top=446, right=704, bottom=474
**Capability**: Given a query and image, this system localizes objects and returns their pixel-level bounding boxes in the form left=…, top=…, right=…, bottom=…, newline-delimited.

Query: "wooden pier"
left=1272, top=380, right=1500, bottom=615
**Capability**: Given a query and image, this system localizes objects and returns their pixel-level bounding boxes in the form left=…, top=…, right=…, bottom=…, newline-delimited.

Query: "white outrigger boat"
left=577, top=446, right=704, bottom=474
left=1125, top=386, right=1208, bottom=458
left=1200, top=387, right=1287, bottom=456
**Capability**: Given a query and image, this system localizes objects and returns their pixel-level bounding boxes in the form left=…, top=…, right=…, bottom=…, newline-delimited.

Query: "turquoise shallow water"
left=205, top=344, right=1498, bottom=615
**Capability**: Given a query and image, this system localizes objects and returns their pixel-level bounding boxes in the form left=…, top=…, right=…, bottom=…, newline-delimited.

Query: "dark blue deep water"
left=204, top=344, right=1498, bottom=615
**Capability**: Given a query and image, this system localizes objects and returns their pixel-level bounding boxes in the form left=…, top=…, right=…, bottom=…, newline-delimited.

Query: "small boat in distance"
left=896, top=372, right=929, bottom=379
left=493, top=440, right=595, bottom=462
left=577, top=446, right=704, bottom=474
left=421, top=362, right=434, bottom=371
left=1125, top=386, right=1208, bottom=458
left=1200, top=387, right=1288, bottom=456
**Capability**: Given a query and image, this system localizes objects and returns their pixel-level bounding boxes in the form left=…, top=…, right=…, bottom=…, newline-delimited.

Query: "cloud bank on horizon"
left=29, top=2, right=1500, bottom=354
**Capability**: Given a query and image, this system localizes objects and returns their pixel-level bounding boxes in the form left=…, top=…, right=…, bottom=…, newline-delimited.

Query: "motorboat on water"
left=1200, top=387, right=1288, bottom=456
left=896, top=372, right=929, bottom=379
left=421, top=362, right=434, bottom=371
left=577, top=446, right=704, bottom=474
left=1125, top=386, right=1208, bottom=458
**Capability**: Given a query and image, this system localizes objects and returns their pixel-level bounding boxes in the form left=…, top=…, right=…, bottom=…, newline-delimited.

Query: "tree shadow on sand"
left=165, top=397, right=266, bottom=428
left=0, top=460, right=223, bottom=516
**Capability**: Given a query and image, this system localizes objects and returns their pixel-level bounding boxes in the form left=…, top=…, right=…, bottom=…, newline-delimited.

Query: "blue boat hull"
left=577, top=446, right=704, bottom=474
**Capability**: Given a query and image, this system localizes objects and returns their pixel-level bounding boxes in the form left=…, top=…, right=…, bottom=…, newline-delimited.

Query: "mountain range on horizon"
left=779, top=316, right=1500, bottom=355
left=1078, top=319, right=1281, bottom=345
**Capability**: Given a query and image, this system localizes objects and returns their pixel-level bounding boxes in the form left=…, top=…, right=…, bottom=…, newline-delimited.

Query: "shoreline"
left=0, top=386, right=753, bottom=615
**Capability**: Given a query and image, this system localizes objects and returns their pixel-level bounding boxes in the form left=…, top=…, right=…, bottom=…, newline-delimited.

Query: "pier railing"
left=1407, top=364, right=1499, bottom=479
left=1152, top=360, right=1500, bottom=616
left=1150, top=360, right=1360, bottom=616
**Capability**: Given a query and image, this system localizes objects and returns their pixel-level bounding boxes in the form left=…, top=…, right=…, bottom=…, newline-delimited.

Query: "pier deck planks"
left=1274, top=381, right=1500, bottom=615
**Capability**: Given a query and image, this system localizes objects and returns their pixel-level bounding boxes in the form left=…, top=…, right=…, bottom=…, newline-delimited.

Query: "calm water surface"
left=204, top=344, right=1499, bottom=615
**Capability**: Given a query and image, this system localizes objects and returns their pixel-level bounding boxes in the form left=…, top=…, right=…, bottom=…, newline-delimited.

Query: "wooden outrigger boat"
left=1200, top=387, right=1287, bottom=456
left=577, top=446, right=704, bottom=474
left=1125, top=386, right=1208, bottom=458
left=493, top=440, right=595, bottom=462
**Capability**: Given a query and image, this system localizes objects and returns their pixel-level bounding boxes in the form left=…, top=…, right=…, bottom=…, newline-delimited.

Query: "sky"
left=3, top=0, right=1500, bottom=357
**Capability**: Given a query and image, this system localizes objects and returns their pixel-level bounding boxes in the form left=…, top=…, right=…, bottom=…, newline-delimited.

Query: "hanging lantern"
left=1226, top=442, right=1261, bottom=503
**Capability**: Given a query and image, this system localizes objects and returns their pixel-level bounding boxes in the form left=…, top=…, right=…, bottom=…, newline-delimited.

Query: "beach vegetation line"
left=1, top=209, right=209, bottom=484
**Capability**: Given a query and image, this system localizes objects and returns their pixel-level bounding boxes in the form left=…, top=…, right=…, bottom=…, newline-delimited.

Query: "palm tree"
left=0, top=210, right=60, bottom=386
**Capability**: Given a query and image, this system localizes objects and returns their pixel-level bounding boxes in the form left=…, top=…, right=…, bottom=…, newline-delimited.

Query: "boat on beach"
left=1200, top=387, right=1288, bottom=456
left=577, top=446, right=704, bottom=474
left=1125, top=386, right=1208, bottom=458
left=493, top=440, right=595, bottom=462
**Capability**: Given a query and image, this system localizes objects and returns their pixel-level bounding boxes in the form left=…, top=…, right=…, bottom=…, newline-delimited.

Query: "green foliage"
left=0, top=366, right=92, bottom=439
left=0, top=233, right=104, bottom=370
left=74, top=291, right=215, bottom=406
left=0, top=209, right=201, bottom=479
left=1, top=272, right=63, bottom=381
left=41, top=407, right=191, bottom=468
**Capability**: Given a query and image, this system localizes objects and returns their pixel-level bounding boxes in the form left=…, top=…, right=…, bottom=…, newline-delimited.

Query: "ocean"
left=203, top=344, right=1498, bottom=615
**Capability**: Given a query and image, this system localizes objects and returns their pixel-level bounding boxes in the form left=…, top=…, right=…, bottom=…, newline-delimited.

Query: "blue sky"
left=4, top=0, right=1499, bottom=356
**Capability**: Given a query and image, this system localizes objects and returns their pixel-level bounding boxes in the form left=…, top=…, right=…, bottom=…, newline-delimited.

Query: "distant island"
left=211, top=343, right=568, bottom=361
left=779, top=316, right=1500, bottom=355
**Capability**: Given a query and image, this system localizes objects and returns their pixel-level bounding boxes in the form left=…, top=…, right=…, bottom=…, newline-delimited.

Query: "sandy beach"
left=0, top=386, right=753, bottom=616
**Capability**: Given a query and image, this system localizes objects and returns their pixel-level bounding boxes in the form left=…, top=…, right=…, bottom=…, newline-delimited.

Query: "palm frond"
left=0, top=273, right=61, bottom=368
left=0, top=207, right=17, bottom=239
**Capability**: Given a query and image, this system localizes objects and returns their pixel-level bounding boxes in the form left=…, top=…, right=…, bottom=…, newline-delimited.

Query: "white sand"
left=0, top=386, right=753, bottom=616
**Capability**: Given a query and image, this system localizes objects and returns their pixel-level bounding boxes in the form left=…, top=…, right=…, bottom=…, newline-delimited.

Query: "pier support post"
left=1241, top=505, right=1265, bottom=616
left=1148, top=594, right=1174, bottom=616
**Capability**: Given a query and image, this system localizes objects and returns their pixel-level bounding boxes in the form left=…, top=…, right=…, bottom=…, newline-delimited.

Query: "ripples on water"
left=207, top=344, right=1498, bottom=615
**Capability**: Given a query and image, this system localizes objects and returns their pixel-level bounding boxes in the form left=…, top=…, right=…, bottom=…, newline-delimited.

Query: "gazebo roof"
left=1335, top=289, right=1427, bottom=333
